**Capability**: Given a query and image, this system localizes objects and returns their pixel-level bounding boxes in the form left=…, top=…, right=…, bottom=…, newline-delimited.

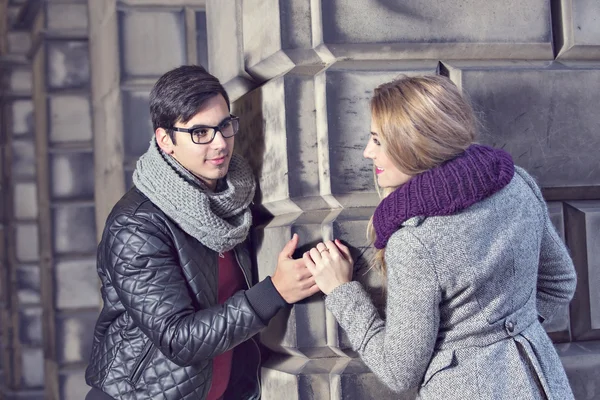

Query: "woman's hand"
left=303, top=239, right=354, bottom=295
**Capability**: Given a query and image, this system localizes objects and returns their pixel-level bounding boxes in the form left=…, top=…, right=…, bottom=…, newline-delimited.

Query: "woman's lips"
left=375, top=167, right=384, bottom=175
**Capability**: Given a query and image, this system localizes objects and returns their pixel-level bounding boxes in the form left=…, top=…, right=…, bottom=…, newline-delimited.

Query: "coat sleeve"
left=325, top=231, right=440, bottom=393
left=515, top=167, right=577, bottom=321
left=103, top=212, right=268, bottom=367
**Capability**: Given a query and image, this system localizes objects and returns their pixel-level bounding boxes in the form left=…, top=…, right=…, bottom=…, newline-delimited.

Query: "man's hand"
left=271, top=234, right=320, bottom=303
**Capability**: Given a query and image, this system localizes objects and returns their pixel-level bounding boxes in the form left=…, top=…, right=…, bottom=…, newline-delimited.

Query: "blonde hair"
left=366, top=75, right=478, bottom=279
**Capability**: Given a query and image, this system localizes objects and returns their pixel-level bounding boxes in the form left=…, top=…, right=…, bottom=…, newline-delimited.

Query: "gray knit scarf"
left=132, top=139, right=255, bottom=253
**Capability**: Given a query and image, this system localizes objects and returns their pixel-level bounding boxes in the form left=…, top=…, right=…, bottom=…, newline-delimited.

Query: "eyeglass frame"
left=168, top=114, right=240, bottom=144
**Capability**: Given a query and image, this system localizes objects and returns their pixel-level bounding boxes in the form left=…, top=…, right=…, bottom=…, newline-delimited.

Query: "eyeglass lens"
left=192, top=118, right=239, bottom=144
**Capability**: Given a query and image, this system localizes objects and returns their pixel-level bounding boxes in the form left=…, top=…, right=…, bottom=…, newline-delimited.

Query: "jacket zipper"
left=129, top=340, right=155, bottom=385
left=250, top=337, right=262, bottom=399
left=232, top=248, right=262, bottom=398
left=232, top=247, right=252, bottom=289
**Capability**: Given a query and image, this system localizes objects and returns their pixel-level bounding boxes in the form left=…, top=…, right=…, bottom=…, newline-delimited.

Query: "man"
left=85, top=65, right=318, bottom=399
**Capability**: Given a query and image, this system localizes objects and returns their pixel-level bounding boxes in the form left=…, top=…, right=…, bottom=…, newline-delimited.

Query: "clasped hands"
left=272, top=234, right=354, bottom=303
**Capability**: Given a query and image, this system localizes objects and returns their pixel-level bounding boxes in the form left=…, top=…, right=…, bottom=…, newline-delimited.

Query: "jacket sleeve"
left=325, top=231, right=440, bottom=393
left=515, top=167, right=577, bottom=321
left=104, top=212, right=270, bottom=367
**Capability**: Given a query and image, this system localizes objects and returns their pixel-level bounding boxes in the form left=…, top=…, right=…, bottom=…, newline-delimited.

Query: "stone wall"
left=0, top=0, right=598, bottom=399
left=213, top=1, right=600, bottom=399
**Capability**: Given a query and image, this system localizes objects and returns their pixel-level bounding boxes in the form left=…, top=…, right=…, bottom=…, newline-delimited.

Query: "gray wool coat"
left=325, top=167, right=577, bottom=399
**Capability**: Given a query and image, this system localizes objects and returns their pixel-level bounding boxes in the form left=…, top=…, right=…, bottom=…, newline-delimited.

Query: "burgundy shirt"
left=206, top=251, right=246, bottom=400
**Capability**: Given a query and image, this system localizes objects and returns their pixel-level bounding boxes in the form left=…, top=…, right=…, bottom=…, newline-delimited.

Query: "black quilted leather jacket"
left=86, top=188, right=286, bottom=399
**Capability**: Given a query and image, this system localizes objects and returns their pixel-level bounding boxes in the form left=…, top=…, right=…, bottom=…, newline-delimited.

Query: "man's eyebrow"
left=188, top=115, right=232, bottom=129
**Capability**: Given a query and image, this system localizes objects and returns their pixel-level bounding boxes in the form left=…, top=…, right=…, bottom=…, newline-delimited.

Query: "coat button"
left=507, top=321, right=515, bottom=333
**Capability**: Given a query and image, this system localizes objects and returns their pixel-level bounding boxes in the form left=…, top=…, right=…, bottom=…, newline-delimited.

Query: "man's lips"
left=207, top=155, right=228, bottom=165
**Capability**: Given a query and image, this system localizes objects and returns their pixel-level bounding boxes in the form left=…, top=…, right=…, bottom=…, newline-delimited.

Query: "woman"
left=304, top=75, right=576, bottom=399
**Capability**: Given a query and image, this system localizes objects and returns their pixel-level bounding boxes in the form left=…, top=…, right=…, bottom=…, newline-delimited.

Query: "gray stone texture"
left=52, top=205, right=97, bottom=255
left=557, top=341, right=600, bottom=399
left=16, top=265, right=41, bottom=306
left=55, top=310, right=98, bottom=364
left=13, top=182, right=38, bottom=220
left=206, top=0, right=256, bottom=100
left=50, top=152, right=95, bottom=200
left=456, top=64, right=600, bottom=189
left=46, top=2, right=89, bottom=31
left=118, top=8, right=187, bottom=79
left=48, top=95, right=93, bottom=143
left=557, top=0, right=600, bottom=60
left=543, top=202, right=572, bottom=342
left=2, top=0, right=599, bottom=398
left=323, top=63, right=438, bottom=207
left=47, top=40, right=90, bottom=90
left=121, top=89, right=152, bottom=161
left=565, top=201, right=600, bottom=341
left=10, top=100, right=34, bottom=136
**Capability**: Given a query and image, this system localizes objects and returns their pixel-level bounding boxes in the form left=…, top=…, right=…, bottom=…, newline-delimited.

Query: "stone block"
left=256, top=208, right=384, bottom=357
left=318, top=0, right=552, bottom=60
left=121, top=89, right=152, bottom=161
left=196, top=11, right=209, bottom=69
left=323, top=62, right=437, bottom=207
left=7, top=32, right=30, bottom=55
left=234, top=72, right=333, bottom=215
left=454, top=64, right=600, bottom=189
left=241, top=0, right=321, bottom=81
left=46, top=2, right=88, bottom=31
left=15, top=223, right=39, bottom=263
left=557, top=0, right=600, bottom=60
left=260, top=356, right=337, bottom=400
left=544, top=202, right=571, bottom=342
left=8, top=68, right=32, bottom=94
left=49, top=95, right=93, bottom=143
left=331, top=358, right=413, bottom=400
left=261, top=356, right=403, bottom=400
left=55, top=258, right=101, bottom=310
left=118, top=8, right=187, bottom=79
left=52, top=205, right=97, bottom=255
left=16, top=265, right=41, bottom=305
left=51, top=151, right=95, bottom=200
left=256, top=210, right=336, bottom=357
left=564, top=201, right=600, bottom=341
left=18, top=307, right=42, bottom=347
left=11, top=139, right=36, bottom=179
left=56, top=310, right=99, bottom=364
left=11, top=100, right=34, bottom=136
left=206, top=0, right=256, bottom=101
left=59, top=369, right=88, bottom=400
left=13, top=182, right=38, bottom=220
left=47, top=40, right=90, bottom=90
left=556, top=341, right=600, bottom=400
left=20, top=347, right=44, bottom=388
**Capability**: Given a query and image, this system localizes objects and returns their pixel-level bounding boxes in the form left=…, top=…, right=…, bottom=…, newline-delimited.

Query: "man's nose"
left=211, top=130, right=227, bottom=148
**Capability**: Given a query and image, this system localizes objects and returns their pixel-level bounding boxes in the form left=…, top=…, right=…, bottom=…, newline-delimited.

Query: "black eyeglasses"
left=170, top=115, right=240, bottom=144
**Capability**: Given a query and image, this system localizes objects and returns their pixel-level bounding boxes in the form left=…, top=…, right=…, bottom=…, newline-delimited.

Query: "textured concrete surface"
left=565, top=201, right=600, bottom=342
left=455, top=64, right=600, bottom=189
left=2, top=0, right=599, bottom=398
left=557, top=0, right=600, bottom=60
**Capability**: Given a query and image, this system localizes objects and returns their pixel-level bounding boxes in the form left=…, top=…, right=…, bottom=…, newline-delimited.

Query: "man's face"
left=158, top=94, right=234, bottom=191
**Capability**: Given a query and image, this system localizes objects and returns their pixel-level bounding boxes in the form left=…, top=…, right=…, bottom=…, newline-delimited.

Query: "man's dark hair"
left=150, top=65, right=230, bottom=143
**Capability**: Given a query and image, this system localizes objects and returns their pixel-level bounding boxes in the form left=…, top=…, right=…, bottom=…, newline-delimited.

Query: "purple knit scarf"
left=373, top=144, right=515, bottom=249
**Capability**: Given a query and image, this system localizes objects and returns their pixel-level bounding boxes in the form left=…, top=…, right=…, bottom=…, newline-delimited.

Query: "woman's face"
left=363, top=121, right=412, bottom=189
